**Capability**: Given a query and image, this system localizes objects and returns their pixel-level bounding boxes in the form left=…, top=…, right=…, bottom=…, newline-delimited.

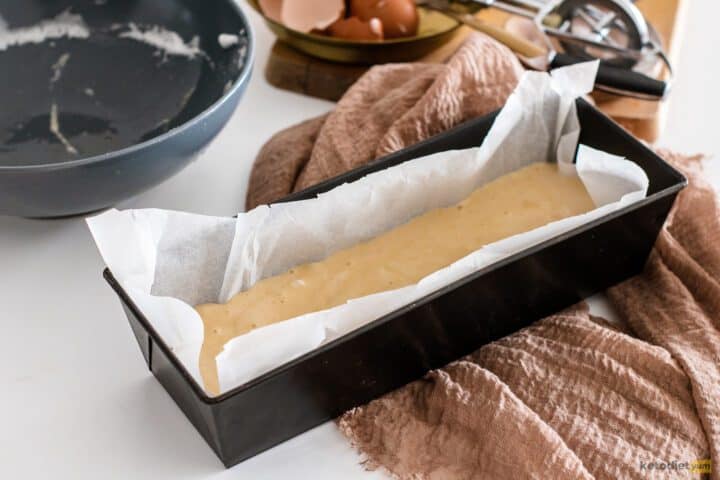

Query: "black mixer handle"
left=550, top=53, right=669, bottom=100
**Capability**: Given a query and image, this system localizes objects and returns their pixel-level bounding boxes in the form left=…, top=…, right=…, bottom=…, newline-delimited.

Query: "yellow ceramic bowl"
left=247, top=0, right=460, bottom=64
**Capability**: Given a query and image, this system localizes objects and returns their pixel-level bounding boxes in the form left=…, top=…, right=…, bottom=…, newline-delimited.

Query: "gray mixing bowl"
left=0, top=0, right=254, bottom=217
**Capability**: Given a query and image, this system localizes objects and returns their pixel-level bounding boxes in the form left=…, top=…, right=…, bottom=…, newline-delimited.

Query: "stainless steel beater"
left=420, top=0, right=672, bottom=99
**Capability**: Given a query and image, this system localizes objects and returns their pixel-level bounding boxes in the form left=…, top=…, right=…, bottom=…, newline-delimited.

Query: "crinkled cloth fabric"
left=247, top=34, right=719, bottom=479
left=246, top=34, right=524, bottom=209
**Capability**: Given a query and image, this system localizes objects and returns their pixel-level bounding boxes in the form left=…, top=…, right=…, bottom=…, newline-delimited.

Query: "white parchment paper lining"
left=88, top=63, right=649, bottom=396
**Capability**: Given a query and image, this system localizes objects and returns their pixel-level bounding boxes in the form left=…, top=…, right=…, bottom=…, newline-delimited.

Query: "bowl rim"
left=0, top=0, right=256, bottom=173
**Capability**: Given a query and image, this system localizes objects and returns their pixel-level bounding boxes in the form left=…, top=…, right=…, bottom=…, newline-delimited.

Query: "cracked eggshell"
left=281, top=0, right=346, bottom=33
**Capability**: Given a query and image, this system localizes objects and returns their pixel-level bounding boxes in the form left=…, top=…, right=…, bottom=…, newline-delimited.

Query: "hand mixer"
left=418, top=0, right=672, bottom=100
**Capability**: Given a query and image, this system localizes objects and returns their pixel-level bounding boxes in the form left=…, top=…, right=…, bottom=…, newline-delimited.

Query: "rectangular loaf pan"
left=104, top=98, right=686, bottom=468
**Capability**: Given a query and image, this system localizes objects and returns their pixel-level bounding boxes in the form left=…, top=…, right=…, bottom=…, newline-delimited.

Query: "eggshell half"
left=281, top=0, right=346, bottom=33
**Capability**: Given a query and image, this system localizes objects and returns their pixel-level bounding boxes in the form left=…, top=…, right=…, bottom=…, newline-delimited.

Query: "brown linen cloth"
left=246, top=34, right=524, bottom=209
left=247, top=34, right=719, bottom=479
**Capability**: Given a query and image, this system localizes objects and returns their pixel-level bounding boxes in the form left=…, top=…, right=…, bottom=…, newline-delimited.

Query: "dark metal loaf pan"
left=104, top=98, right=686, bottom=468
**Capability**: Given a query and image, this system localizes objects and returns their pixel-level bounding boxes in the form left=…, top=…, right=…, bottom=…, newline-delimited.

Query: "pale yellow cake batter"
left=196, top=162, right=595, bottom=394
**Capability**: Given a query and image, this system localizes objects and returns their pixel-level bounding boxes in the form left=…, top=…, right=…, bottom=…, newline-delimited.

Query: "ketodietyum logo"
left=638, top=459, right=711, bottom=474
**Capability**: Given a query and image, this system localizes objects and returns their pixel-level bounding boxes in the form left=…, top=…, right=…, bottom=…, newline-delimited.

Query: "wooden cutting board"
left=265, top=0, right=687, bottom=142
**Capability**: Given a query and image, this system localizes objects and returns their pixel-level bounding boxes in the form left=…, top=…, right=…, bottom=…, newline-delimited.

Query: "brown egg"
left=281, top=0, right=346, bottom=33
left=350, top=0, right=419, bottom=38
left=259, top=0, right=283, bottom=23
left=329, top=16, right=384, bottom=41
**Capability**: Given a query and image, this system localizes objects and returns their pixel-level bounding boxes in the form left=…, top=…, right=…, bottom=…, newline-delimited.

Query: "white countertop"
left=1, top=2, right=718, bottom=479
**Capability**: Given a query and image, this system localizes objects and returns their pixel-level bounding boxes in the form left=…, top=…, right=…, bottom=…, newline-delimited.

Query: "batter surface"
left=196, top=162, right=595, bottom=395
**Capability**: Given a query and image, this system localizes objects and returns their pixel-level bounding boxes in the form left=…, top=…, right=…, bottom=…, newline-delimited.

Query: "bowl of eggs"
left=247, top=0, right=460, bottom=63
